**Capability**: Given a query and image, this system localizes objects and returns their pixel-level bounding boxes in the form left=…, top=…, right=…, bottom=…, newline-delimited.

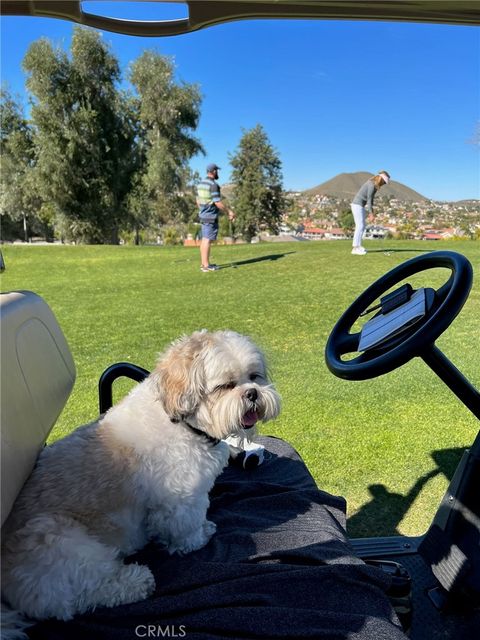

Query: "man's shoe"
left=201, top=264, right=219, bottom=272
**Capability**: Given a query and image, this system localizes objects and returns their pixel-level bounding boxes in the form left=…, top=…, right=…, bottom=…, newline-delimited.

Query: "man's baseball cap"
left=207, top=163, right=220, bottom=173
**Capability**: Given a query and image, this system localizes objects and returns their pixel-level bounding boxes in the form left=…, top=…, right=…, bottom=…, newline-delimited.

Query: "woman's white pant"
left=351, top=203, right=366, bottom=247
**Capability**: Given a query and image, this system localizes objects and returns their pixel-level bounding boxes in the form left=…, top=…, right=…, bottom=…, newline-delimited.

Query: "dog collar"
left=175, top=417, right=221, bottom=446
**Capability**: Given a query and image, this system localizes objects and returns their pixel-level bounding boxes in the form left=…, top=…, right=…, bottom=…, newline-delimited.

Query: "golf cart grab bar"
left=1, top=1, right=479, bottom=36
left=98, top=362, right=149, bottom=415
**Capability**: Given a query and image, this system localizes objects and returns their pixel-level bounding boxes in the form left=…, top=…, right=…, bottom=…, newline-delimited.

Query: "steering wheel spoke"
left=336, top=331, right=361, bottom=355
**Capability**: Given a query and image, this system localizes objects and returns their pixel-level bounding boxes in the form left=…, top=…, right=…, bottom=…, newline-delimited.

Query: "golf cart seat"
left=1, top=290, right=408, bottom=639
left=1, top=291, right=76, bottom=527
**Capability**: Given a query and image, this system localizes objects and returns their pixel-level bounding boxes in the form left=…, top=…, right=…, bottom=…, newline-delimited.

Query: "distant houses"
left=302, top=226, right=325, bottom=240
left=299, top=223, right=386, bottom=241
left=223, top=174, right=478, bottom=245
left=420, top=227, right=457, bottom=240
left=364, top=225, right=389, bottom=239
left=282, top=178, right=479, bottom=241
left=422, top=232, right=443, bottom=241
left=198, top=178, right=478, bottom=245
left=324, top=228, right=349, bottom=240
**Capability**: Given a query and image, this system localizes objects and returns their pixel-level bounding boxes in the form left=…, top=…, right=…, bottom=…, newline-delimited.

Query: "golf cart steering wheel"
left=325, top=251, right=473, bottom=381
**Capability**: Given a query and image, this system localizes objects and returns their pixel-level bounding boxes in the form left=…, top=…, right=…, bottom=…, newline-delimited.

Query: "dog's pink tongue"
left=242, top=410, right=258, bottom=428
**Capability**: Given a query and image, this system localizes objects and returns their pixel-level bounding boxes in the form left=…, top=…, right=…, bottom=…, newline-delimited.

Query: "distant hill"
left=303, top=172, right=428, bottom=202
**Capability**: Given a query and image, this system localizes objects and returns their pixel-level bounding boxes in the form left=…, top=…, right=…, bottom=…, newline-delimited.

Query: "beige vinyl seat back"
left=1, top=291, right=76, bottom=526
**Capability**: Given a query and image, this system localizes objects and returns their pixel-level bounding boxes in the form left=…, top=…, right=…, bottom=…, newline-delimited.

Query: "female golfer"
left=351, top=171, right=390, bottom=255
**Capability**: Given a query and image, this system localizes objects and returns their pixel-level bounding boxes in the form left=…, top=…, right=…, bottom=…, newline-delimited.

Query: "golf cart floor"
left=381, top=552, right=479, bottom=639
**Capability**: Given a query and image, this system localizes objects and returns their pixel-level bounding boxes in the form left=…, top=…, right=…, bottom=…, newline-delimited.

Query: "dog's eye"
left=249, top=373, right=262, bottom=381
left=217, top=382, right=236, bottom=391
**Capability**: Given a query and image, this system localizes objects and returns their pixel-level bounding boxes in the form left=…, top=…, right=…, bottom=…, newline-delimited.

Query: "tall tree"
left=22, top=27, right=136, bottom=243
left=230, top=125, right=285, bottom=241
left=128, top=51, right=203, bottom=239
left=0, top=89, right=43, bottom=241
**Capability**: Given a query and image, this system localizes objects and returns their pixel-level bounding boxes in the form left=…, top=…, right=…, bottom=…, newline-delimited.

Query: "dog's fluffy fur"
left=1, top=330, right=280, bottom=631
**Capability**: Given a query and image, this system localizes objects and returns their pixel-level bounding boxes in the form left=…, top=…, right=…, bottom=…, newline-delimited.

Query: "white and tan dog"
left=1, top=330, right=281, bottom=632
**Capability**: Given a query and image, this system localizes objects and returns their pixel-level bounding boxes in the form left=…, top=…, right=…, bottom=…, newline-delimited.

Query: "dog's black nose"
left=245, top=388, right=258, bottom=402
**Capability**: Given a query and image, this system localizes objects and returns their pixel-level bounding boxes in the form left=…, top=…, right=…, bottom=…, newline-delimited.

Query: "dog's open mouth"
left=242, top=409, right=258, bottom=429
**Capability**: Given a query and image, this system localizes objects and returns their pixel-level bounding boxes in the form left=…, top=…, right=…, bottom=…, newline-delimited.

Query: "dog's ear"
left=154, top=332, right=209, bottom=420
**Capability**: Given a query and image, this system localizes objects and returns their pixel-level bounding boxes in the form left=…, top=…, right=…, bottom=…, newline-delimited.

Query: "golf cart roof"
left=1, top=0, right=479, bottom=36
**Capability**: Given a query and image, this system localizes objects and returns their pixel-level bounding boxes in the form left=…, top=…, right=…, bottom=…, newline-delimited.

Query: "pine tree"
left=230, top=125, right=285, bottom=242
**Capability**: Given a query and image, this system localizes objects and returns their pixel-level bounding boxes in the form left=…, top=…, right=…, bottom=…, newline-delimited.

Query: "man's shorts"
left=201, top=221, right=219, bottom=241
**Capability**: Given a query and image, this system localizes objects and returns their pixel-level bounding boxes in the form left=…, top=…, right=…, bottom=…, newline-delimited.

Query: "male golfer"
left=196, top=163, right=235, bottom=272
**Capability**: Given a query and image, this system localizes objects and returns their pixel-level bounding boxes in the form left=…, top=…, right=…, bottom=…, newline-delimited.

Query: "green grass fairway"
left=2, top=240, right=479, bottom=538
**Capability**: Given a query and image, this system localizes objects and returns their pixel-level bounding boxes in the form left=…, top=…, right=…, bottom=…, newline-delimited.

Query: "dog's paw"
left=231, top=450, right=261, bottom=469
left=95, top=563, right=155, bottom=610
left=203, top=519, right=217, bottom=538
left=169, top=520, right=217, bottom=555
left=119, top=563, right=156, bottom=602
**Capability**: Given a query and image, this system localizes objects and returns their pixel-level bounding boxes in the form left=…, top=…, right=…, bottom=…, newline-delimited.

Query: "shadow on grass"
left=218, top=251, right=296, bottom=269
left=368, top=248, right=433, bottom=254
left=347, top=446, right=466, bottom=537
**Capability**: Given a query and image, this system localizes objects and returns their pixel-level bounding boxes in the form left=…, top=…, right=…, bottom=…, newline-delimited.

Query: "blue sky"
left=1, top=2, right=479, bottom=201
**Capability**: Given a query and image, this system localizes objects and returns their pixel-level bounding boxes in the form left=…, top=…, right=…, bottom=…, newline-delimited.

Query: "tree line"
left=1, top=27, right=285, bottom=244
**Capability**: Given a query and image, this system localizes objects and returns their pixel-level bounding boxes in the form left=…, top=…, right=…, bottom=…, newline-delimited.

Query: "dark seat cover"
left=29, top=436, right=407, bottom=639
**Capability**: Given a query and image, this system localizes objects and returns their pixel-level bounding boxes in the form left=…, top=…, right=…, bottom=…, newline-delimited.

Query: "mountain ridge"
left=301, top=171, right=427, bottom=202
